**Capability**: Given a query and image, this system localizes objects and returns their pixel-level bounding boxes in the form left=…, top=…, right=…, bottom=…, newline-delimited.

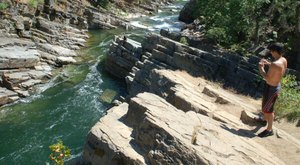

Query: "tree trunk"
left=254, top=17, right=260, bottom=45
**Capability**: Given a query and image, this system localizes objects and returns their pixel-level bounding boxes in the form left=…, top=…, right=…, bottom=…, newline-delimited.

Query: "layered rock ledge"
left=0, top=0, right=129, bottom=106
left=84, top=32, right=300, bottom=164
left=84, top=92, right=285, bottom=165
left=0, top=0, right=179, bottom=107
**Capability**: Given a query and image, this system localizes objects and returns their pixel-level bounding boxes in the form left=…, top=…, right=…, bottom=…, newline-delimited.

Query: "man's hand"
left=259, top=59, right=271, bottom=66
left=259, top=58, right=269, bottom=79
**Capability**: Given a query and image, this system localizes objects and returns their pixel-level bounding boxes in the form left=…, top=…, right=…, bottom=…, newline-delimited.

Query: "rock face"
left=0, top=0, right=132, bottom=106
left=0, top=46, right=40, bottom=69
left=83, top=103, right=146, bottom=165
left=0, top=87, right=19, bottom=106
left=86, top=31, right=300, bottom=164
left=106, top=33, right=264, bottom=97
left=178, top=0, right=197, bottom=23
left=105, top=37, right=142, bottom=79
left=83, top=92, right=285, bottom=165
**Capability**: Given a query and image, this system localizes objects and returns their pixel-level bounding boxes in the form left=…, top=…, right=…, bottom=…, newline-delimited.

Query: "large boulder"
left=105, top=36, right=142, bottom=79
left=178, top=0, right=197, bottom=23
left=83, top=92, right=285, bottom=165
left=83, top=103, right=146, bottom=165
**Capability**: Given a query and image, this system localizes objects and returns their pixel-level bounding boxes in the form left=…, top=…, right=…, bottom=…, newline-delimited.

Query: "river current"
left=0, top=1, right=186, bottom=164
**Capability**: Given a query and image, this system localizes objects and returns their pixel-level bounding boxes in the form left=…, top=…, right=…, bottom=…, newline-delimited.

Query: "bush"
left=28, top=0, right=44, bottom=8
left=192, top=0, right=300, bottom=58
left=29, top=0, right=38, bottom=8
left=206, top=27, right=228, bottom=45
left=179, top=37, right=188, bottom=45
left=89, top=0, right=110, bottom=8
left=49, top=140, right=71, bottom=165
left=275, top=74, right=300, bottom=122
left=0, top=2, right=8, bottom=10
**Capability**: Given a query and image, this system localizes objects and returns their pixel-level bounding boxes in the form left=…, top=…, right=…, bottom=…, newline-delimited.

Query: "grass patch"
left=275, top=74, right=300, bottom=122
left=0, top=2, right=9, bottom=10
left=179, top=37, right=188, bottom=45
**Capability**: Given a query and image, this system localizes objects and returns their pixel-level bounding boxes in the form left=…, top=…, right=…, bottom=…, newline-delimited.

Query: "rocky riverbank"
left=83, top=32, right=300, bottom=164
left=0, top=0, right=174, bottom=107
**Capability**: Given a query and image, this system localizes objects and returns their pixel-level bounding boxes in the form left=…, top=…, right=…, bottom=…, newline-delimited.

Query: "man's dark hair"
left=267, top=42, right=284, bottom=54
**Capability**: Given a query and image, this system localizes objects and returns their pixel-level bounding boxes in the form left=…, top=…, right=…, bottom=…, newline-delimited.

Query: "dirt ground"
left=174, top=70, right=300, bottom=165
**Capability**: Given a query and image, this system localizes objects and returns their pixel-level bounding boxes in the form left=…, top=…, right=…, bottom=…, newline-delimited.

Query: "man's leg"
left=264, top=112, right=274, bottom=131
left=258, top=112, right=274, bottom=137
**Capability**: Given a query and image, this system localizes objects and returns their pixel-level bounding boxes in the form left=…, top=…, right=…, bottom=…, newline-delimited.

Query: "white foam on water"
left=46, top=123, right=57, bottom=130
left=98, top=36, right=113, bottom=47
left=149, top=15, right=165, bottom=22
left=130, top=21, right=149, bottom=29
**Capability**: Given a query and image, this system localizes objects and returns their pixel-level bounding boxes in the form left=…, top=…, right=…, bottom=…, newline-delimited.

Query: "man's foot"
left=258, top=129, right=274, bottom=138
left=254, top=116, right=267, bottom=126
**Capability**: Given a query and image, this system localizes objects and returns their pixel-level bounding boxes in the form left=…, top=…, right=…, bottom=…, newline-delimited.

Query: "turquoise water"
left=0, top=29, right=128, bottom=164
left=0, top=1, right=186, bottom=164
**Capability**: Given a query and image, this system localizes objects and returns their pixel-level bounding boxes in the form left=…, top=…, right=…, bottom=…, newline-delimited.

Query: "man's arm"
left=259, top=64, right=267, bottom=79
left=259, top=62, right=277, bottom=82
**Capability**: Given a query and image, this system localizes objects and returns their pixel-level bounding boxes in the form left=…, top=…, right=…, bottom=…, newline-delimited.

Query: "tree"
left=192, top=0, right=300, bottom=59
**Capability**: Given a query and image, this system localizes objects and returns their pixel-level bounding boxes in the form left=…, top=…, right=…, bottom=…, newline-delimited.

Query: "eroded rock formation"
left=83, top=91, right=285, bottom=165
left=0, top=0, right=129, bottom=106
left=83, top=31, right=300, bottom=164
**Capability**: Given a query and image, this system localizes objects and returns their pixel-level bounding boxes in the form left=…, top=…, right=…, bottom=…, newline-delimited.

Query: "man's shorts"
left=262, top=83, right=281, bottom=113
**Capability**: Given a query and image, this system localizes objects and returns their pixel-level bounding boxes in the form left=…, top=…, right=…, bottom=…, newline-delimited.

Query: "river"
left=0, top=1, right=186, bottom=164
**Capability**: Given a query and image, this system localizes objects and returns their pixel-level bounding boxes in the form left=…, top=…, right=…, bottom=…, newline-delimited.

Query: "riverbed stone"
left=56, top=56, right=76, bottom=65
left=0, top=37, right=35, bottom=47
left=38, top=43, right=77, bottom=57
left=84, top=92, right=285, bottom=165
left=83, top=103, right=146, bottom=165
left=0, top=46, right=40, bottom=69
left=105, top=36, right=142, bottom=79
left=20, top=79, right=42, bottom=89
left=0, top=87, right=19, bottom=106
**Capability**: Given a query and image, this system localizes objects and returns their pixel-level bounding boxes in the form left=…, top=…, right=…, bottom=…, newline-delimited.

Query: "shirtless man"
left=257, top=43, right=288, bottom=137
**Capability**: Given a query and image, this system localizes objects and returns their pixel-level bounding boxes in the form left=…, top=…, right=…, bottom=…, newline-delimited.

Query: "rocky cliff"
left=84, top=91, right=287, bottom=165
left=0, top=0, right=173, bottom=106
left=106, top=32, right=266, bottom=97
left=83, top=31, right=300, bottom=164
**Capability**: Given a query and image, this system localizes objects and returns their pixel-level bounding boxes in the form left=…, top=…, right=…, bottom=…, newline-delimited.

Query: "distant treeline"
left=191, top=0, right=300, bottom=70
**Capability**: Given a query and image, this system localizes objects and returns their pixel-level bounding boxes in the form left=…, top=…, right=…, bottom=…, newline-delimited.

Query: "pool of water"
left=0, top=29, right=128, bottom=164
left=0, top=1, right=186, bottom=164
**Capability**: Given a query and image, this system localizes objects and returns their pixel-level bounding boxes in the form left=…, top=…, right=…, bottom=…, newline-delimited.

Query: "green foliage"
left=275, top=75, right=300, bottom=122
left=192, top=0, right=300, bottom=53
left=28, top=0, right=44, bottom=8
left=0, top=2, right=8, bottom=10
left=29, top=0, right=38, bottom=8
left=49, top=140, right=71, bottom=165
left=193, top=0, right=268, bottom=46
left=99, top=0, right=109, bottom=8
left=89, top=0, right=110, bottom=8
left=179, top=37, right=188, bottom=45
left=206, top=27, right=227, bottom=44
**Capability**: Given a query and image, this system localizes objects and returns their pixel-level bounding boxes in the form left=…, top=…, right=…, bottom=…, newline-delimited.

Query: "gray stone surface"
left=84, top=92, right=285, bottom=165
left=38, top=43, right=77, bottom=57
left=105, top=37, right=142, bottom=79
left=56, top=56, right=76, bottom=65
left=0, top=87, right=19, bottom=106
left=83, top=103, right=146, bottom=165
left=0, top=46, right=40, bottom=69
left=0, top=0, right=134, bottom=107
